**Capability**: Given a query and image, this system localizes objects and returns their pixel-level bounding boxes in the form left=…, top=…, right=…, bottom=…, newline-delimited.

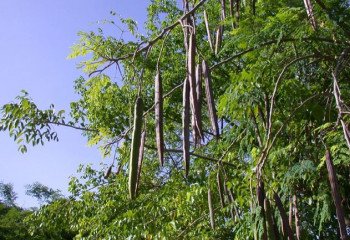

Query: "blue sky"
left=0, top=0, right=149, bottom=208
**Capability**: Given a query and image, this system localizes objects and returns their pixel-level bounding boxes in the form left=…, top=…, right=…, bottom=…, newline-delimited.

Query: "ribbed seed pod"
left=273, top=192, right=294, bottom=240
left=217, top=171, right=225, bottom=208
left=229, top=0, right=235, bottom=29
left=303, top=0, right=317, bottom=30
left=104, top=165, right=113, bottom=179
left=155, top=70, right=164, bottom=166
left=215, top=26, right=223, bottom=55
left=195, top=63, right=203, bottom=143
left=203, top=10, right=214, bottom=52
left=235, top=0, right=240, bottom=27
left=264, top=198, right=279, bottom=240
left=293, top=195, right=301, bottom=240
left=208, top=188, right=215, bottom=229
left=256, top=180, right=268, bottom=240
left=188, top=32, right=201, bottom=145
left=202, top=60, right=220, bottom=138
left=221, top=0, right=226, bottom=19
left=183, top=78, right=191, bottom=177
left=128, top=97, right=143, bottom=200
left=325, top=149, right=348, bottom=239
left=136, top=130, right=146, bottom=194
left=116, top=163, right=122, bottom=175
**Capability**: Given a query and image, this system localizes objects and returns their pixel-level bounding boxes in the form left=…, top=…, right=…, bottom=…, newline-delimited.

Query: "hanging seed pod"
left=256, top=180, right=265, bottom=209
left=235, top=0, right=240, bottom=27
left=217, top=171, right=225, bottom=208
left=221, top=0, right=226, bottom=20
left=188, top=32, right=200, bottom=139
left=229, top=0, right=235, bottom=29
left=289, top=198, right=293, bottom=234
left=293, top=195, right=301, bottom=240
left=196, top=63, right=203, bottom=143
left=303, top=0, right=317, bottom=30
left=252, top=0, right=256, bottom=15
left=214, top=26, right=223, bottom=55
left=264, top=198, right=278, bottom=240
left=202, top=60, right=220, bottom=138
left=104, top=165, right=113, bottom=179
left=128, top=97, right=144, bottom=200
left=208, top=188, right=215, bottom=229
left=203, top=10, right=214, bottom=52
left=155, top=70, right=164, bottom=166
left=183, top=78, right=191, bottom=177
left=136, top=130, right=146, bottom=194
left=273, top=192, right=294, bottom=240
left=325, top=149, right=348, bottom=239
left=256, top=180, right=268, bottom=240
left=188, top=33, right=200, bottom=146
left=116, top=163, right=122, bottom=175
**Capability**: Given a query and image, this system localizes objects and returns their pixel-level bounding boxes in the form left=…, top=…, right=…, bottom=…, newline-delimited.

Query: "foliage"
left=0, top=182, right=17, bottom=207
left=25, top=182, right=63, bottom=205
left=2, top=0, right=350, bottom=239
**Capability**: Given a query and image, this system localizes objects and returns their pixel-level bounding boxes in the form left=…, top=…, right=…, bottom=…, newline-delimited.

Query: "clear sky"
left=0, top=0, right=149, bottom=208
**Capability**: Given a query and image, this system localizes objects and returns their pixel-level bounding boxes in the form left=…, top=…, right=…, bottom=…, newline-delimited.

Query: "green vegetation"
left=1, top=0, right=350, bottom=239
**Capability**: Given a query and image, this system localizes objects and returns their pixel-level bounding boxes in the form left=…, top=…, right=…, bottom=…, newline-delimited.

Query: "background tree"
left=0, top=182, right=17, bottom=207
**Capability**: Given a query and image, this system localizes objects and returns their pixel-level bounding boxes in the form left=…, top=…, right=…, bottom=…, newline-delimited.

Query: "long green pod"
left=183, top=78, right=190, bottom=177
left=325, top=150, right=348, bottom=240
left=208, top=188, right=215, bottom=229
left=155, top=70, right=164, bottom=166
left=136, top=130, right=146, bottom=194
left=188, top=32, right=201, bottom=146
left=273, top=192, right=294, bottom=240
left=128, top=97, right=144, bottom=199
left=217, top=171, right=225, bottom=208
left=195, top=63, right=203, bottom=143
left=202, top=60, right=220, bottom=138
left=203, top=10, right=214, bottom=52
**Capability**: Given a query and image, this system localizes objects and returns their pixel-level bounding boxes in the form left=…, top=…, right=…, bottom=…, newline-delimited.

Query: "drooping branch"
left=266, top=54, right=318, bottom=141
left=256, top=93, right=321, bottom=178
left=46, top=121, right=98, bottom=133
left=210, top=37, right=343, bottom=70
left=332, top=48, right=350, bottom=151
left=109, top=0, right=209, bottom=64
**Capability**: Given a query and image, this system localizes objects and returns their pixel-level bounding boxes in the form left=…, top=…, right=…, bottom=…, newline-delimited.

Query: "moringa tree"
left=1, top=0, right=350, bottom=239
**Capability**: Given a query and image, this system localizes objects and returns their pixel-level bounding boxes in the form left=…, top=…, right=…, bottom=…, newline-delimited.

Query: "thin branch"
left=46, top=121, right=98, bottom=133
left=145, top=145, right=236, bottom=168
left=110, top=0, right=208, bottom=64
left=210, top=37, right=344, bottom=70
left=267, top=54, right=317, bottom=141
left=256, top=93, right=320, bottom=178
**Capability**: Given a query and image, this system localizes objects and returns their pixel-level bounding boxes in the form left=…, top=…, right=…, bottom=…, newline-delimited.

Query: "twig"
left=144, top=145, right=236, bottom=168
left=46, top=121, right=98, bottom=133
left=267, top=54, right=317, bottom=141
left=210, top=37, right=344, bottom=70
left=256, top=93, right=320, bottom=179
left=110, top=0, right=208, bottom=64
